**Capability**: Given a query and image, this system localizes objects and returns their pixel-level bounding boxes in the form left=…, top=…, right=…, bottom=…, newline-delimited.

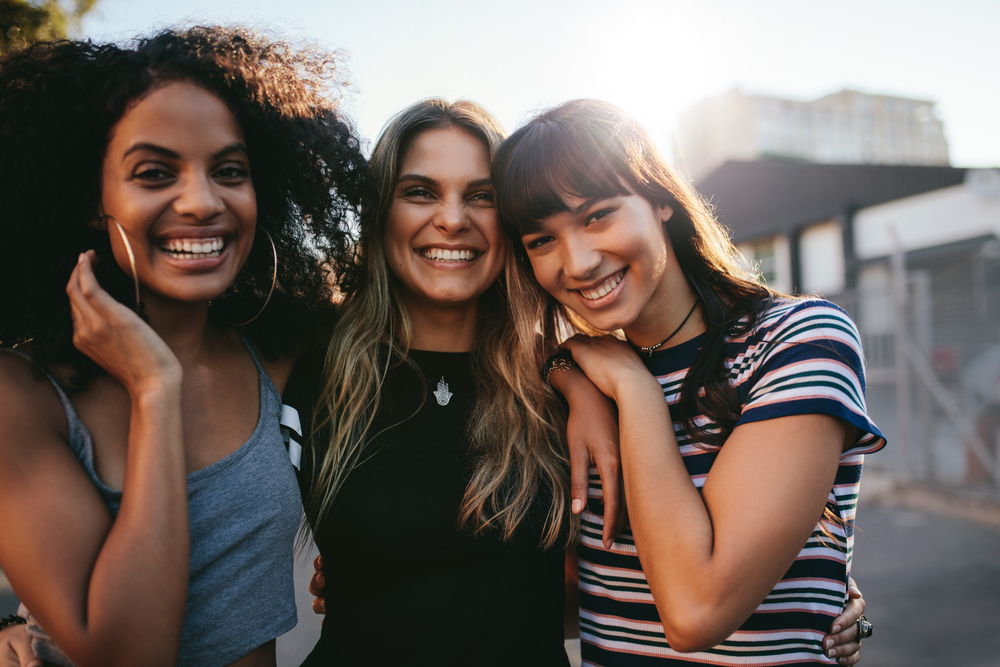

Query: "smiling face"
left=521, top=190, right=686, bottom=341
left=384, top=126, right=506, bottom=315
left=100, top=81, right=257, bottom=307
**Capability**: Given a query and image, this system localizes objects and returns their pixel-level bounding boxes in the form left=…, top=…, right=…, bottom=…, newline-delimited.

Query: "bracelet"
left=541, top=351, right=576, bottom=387
left=0, top=614, right=26, bottom=630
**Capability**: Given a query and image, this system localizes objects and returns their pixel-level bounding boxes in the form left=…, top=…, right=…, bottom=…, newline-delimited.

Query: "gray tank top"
left=8, top=335, right=302, bottom=667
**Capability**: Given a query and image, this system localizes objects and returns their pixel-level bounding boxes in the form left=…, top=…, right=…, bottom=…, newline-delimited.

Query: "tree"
left=0, top=0, right=98, bottom=55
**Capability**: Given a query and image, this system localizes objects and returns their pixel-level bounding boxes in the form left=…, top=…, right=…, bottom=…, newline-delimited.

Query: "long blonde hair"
left=306, top=99, right=573, bottom=549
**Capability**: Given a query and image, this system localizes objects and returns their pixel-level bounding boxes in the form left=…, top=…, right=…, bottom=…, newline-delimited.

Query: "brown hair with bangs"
left=493, top=99, right=774, bottom=449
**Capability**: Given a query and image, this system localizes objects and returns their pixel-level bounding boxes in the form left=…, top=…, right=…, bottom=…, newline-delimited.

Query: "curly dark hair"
left=0, top=25, right=371, bottom=387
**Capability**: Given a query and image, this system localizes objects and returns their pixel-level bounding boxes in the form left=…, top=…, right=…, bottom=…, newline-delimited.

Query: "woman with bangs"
left=492, top=99, right=882, bottom=666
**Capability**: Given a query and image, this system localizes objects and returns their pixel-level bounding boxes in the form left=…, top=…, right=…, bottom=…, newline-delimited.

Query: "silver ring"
left=856, top=615, right=873, bottom=642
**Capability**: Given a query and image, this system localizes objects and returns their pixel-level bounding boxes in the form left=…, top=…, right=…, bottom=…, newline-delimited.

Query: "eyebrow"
left=395, top=174, right=493, bottom=189
left=396, top=174, right=435, bottom=186
left=122, top=142, right=248, bottom=163
left=569, top=197, right=603, bottom=216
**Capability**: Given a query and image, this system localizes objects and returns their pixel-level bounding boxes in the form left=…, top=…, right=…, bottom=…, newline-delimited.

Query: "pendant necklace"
left=433, top=376, right=453, bottom=406
left=629, top=301, right=698, bottom=356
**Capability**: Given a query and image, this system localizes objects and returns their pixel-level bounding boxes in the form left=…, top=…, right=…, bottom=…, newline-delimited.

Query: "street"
left=851, top=502, right=1000, bottom=667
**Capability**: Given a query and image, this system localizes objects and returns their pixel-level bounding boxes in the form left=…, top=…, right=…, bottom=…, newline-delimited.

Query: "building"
left=675, top=89, right=950, bottom=182
left=697, top=160, right=966, bottom=295
left=697, top=162, right=1000, bottom=484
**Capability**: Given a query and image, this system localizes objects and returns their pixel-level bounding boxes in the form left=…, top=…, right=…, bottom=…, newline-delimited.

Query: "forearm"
left=617, top=383, right=844, bottom=650
left=68, top=383, right=189, bottom=665
left=615, top=385, right=730, bottom=648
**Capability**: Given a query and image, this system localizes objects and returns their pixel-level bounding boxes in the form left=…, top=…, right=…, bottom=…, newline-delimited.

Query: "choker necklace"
left=629, top=301, right=698, bottom=356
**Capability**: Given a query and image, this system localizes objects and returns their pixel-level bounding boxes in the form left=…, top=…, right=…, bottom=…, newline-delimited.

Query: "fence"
left=828, top=250, right=1000, bottom=487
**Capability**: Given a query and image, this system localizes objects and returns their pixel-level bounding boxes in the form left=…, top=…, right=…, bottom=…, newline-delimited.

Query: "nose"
left=434, top=196, right=471, bottom=235
left=173, top=171, right=225, bottom=220
left=561, top=234, right=601, bottom=281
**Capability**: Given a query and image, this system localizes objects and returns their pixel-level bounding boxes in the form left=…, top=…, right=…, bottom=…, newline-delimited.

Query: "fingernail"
left=603, top=539, right=613, bottom=550
left=825, top=638, right=834, bottom=649
left=831, top=624, right=841, bottom=633
left=850, top=584, right=861, bottom=595
left=827, top=649, right=836, bottom=658
left=572, top=499, right=583, bottom=514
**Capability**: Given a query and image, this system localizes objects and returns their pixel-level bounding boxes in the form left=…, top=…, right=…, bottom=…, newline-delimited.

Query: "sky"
left=79, top=0, right=1000, bottom=168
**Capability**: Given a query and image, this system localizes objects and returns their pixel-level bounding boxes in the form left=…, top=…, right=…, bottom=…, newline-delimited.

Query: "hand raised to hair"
left=66, top=250, right=182, bottom=394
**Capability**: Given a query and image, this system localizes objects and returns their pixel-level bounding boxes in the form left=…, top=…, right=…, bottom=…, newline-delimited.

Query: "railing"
left=828, top=268, right=999, bottom=486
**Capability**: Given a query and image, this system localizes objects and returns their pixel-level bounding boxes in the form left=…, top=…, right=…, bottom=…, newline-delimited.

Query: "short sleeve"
left=735, top=300, right=886, bottom=456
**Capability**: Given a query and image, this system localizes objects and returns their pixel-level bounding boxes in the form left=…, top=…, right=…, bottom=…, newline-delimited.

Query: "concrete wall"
left=854, top=170, right=1000, bottom=260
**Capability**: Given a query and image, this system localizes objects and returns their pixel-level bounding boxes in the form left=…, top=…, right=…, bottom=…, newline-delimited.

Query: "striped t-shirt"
left=578, top=299, right=886, bottom=666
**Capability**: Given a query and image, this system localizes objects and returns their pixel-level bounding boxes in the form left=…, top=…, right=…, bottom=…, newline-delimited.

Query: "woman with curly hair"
left=0, top=26, right=367, bottom=667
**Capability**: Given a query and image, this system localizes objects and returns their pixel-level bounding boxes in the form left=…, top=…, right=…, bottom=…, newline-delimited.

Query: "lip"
left=155, top=225, right=235, bottom=241
left=157, top=242, right=233, bottom=271
left=414, top=243, right=484, bottom=266
left=570, top=268, right=627, bottom=309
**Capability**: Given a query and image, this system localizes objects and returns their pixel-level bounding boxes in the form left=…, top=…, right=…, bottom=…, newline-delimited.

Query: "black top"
left=290, top=349, right=568, bottom=667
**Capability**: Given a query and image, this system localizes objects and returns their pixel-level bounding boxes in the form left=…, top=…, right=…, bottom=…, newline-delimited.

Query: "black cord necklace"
left=629, top=301, right=699, bottom=356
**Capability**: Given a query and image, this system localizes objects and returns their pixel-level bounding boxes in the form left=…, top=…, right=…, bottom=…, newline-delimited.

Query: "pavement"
left=851, top=475, right=1000, bottom=667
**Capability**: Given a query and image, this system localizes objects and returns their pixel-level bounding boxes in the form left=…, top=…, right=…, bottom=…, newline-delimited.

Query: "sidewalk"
left=853, top=473, right=1000, bottom=667
left=860, top=469, right=1000, bottom=527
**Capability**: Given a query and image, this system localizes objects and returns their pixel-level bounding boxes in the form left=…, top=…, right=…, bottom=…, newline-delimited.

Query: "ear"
left=656, top=203, right=674, bottom=223
left=90, top=206, right=109, bottom=231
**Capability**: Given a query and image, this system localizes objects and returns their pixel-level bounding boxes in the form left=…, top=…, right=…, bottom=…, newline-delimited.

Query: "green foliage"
left=0, top=0, right=97, bottom=55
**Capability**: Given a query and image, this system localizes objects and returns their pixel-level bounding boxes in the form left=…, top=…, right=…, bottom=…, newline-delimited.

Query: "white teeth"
left=421, top=248, right=477, bottom=262
left=579, top=271, right=623, bottom=300
left=161, top=237, right=225, bottom=258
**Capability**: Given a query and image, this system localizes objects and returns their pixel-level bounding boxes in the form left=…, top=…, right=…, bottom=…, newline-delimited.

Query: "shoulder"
left=0, top=351, right=69, bottom=463
left=754, top=298, right=860, bottom=348
left=0, top=352, right=67, bottom=429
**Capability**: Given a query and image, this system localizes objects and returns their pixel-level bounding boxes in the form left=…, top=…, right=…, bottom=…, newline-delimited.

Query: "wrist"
left=542, top=351, right=577, bottom=389
left=132, top=373, right=183, bottom=405
left=610, top=366, right=660, bottom=400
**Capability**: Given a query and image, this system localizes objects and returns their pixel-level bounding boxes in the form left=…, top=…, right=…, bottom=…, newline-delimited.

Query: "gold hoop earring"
left=111, top=219, right=142, bottom=313
left=226, top=226, right=278, bottom=327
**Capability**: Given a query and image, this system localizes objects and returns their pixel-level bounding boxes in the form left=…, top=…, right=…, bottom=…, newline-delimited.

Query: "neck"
left=403, top=299, right=479, bottom=353
left=140, top=290, right=222, bottom=364
left=624, top=272, right=706, bottom=351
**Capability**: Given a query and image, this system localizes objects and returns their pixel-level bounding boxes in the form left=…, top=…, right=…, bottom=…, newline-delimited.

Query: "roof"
left=694, top=160, right=967, bottom=243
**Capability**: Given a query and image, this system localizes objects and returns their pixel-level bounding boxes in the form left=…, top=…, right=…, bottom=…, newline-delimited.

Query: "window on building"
left=736, top=235, right=792, bottom=294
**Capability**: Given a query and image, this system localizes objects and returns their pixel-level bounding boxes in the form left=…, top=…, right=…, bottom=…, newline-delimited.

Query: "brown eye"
left=215, top=165, right=249, bottom=180
left=133, top=166, right=174, bottom=183
left=468, top=191, right=495, bottom=205
left=402, top=186, right=434, bottom=198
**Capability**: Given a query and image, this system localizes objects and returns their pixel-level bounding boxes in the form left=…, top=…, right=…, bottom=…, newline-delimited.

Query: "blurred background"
left=2, top=1, right=998, bottom=665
